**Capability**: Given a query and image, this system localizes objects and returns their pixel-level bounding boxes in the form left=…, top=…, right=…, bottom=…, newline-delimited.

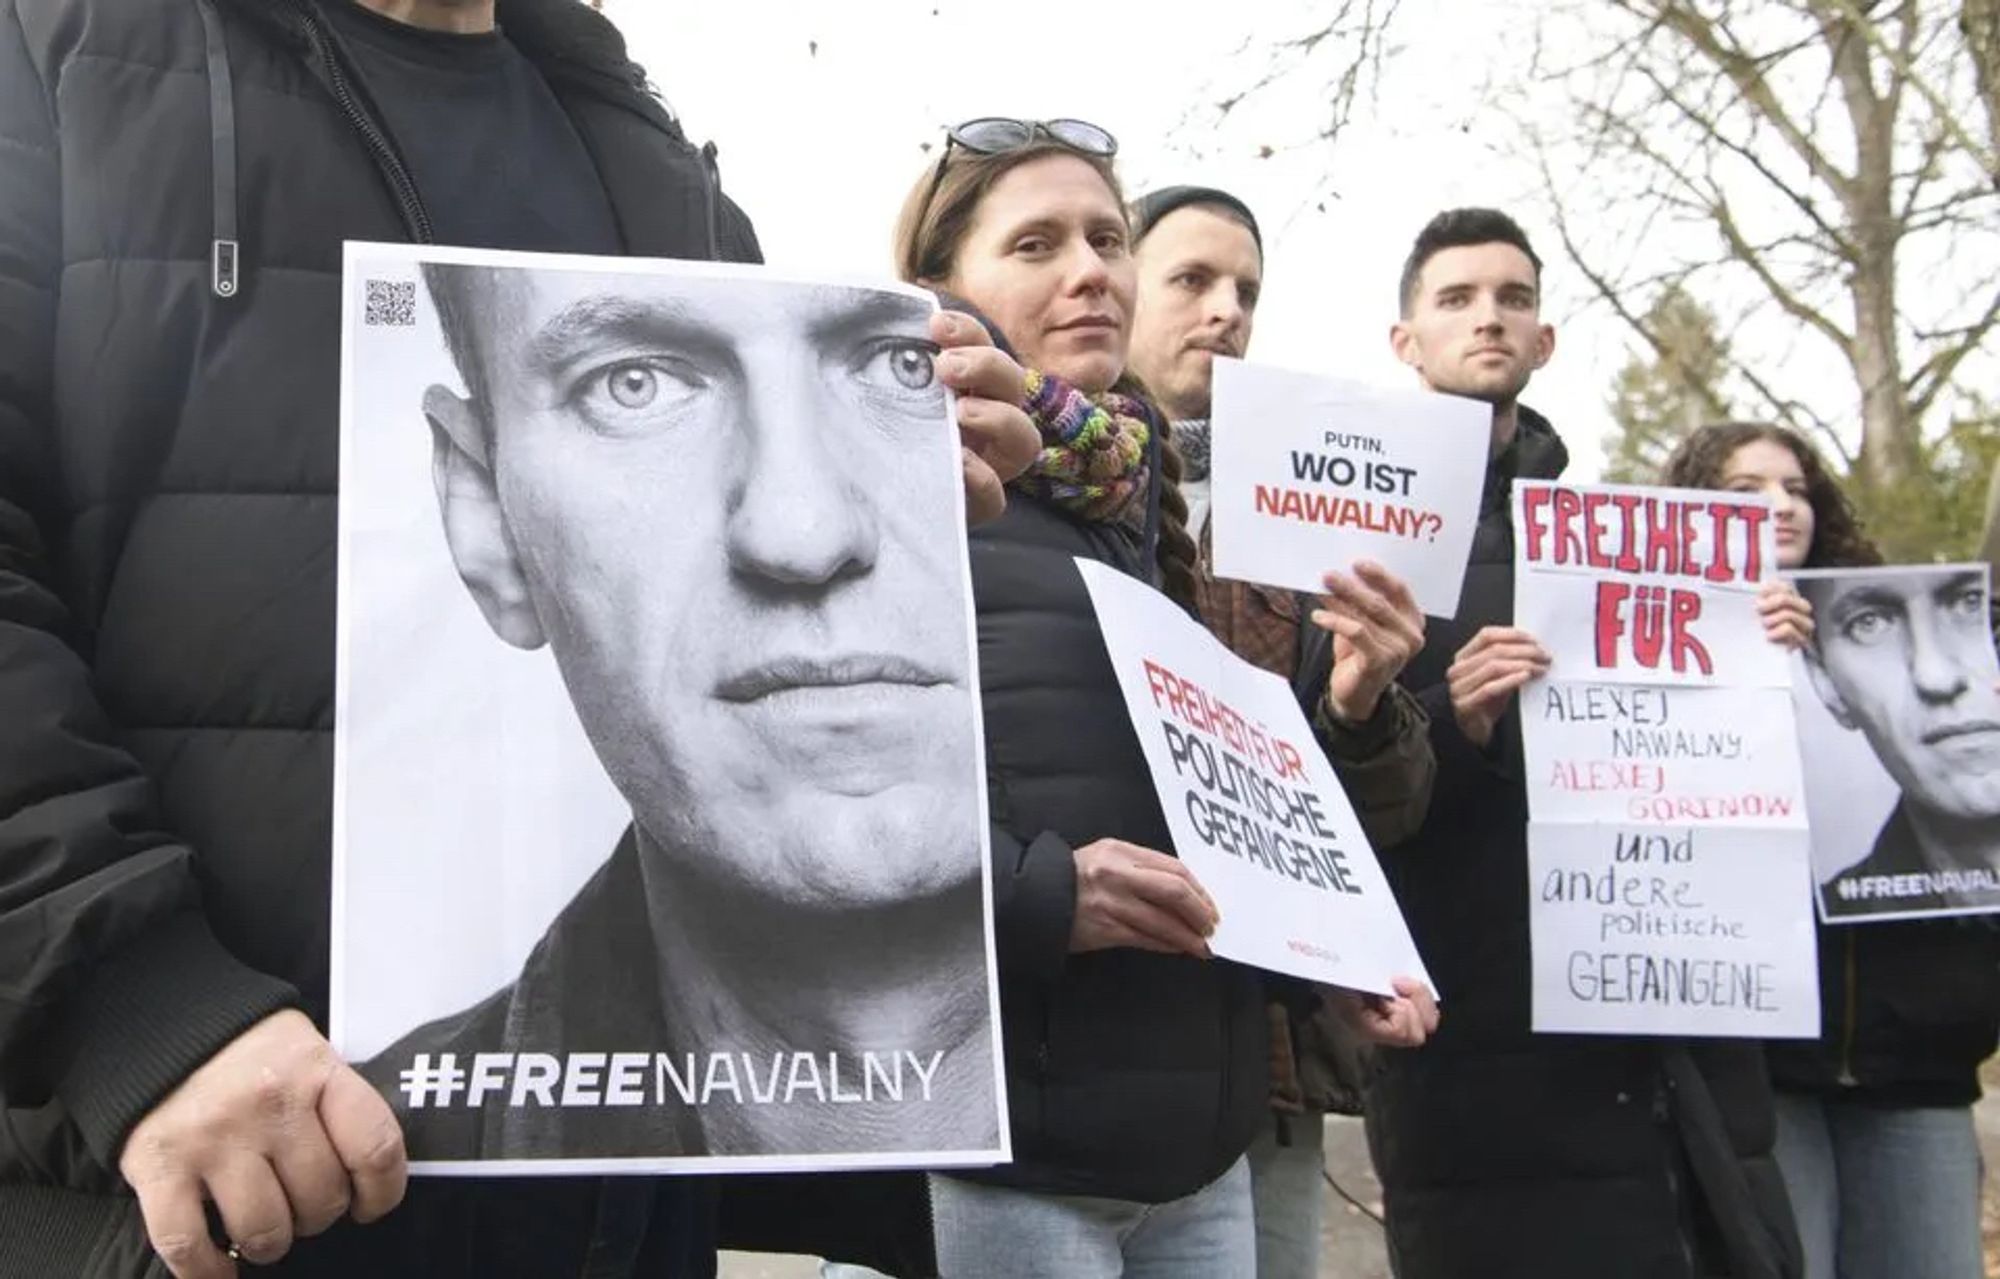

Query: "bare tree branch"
left=1821, top=0, right=2000, bottom=180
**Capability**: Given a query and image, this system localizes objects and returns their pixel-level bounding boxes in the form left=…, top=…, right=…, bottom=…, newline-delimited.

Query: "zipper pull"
left=212, top=239, right=240, bottom=299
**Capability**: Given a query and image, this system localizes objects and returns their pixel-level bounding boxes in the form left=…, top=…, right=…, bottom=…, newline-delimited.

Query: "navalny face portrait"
left=418, top=263, right=981, bottom=918
left=1798, top=565, right=2000, bottom=911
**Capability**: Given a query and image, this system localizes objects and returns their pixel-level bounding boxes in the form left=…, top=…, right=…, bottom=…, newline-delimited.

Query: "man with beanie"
left=1128, top=186, right=1438, bottom=1279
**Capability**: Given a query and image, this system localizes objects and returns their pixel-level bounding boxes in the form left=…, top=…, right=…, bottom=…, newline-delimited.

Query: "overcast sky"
left=603, top=0, right=1621, bottom=478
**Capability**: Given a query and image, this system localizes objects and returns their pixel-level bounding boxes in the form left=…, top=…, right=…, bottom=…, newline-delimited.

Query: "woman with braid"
left=870, top=118, right=1436, bottom=1278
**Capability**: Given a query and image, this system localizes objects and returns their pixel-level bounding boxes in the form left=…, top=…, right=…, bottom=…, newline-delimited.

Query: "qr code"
left=364, top=278, right=417, bottom=327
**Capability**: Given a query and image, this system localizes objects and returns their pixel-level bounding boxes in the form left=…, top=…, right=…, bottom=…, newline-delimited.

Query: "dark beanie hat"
left=1129, top=185, right=1263, bottom=253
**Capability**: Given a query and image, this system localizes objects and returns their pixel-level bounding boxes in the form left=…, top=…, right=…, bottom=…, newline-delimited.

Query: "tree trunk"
left=1831, top=5, right=1920, bottom=489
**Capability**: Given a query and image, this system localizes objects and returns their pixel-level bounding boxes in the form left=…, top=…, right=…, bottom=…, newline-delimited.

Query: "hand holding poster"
left=1206, top=358, right=1490, bottom=617
left=1513, top=480, right=1789, bottom=688
left=1075, top=558, right=1432, bottom=995
left=332, top=244, right=1006, bottom=1174
left=1790, top=564, right=2000, bottom=921
left=1513, top=480, right=1816, bottom=1038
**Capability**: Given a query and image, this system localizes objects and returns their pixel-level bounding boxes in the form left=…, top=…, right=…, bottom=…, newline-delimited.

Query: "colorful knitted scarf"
left=1013, top=368, right=1152, bottom=524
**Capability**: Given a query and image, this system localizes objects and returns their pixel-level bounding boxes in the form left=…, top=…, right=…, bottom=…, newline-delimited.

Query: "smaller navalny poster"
left=1076, top=557, right=1433, bottom=996
left=1789, top=564, right=2000, bottom=923
left=1205, top=358, right=1491, bottom=617
left=1513, top=479, right=1817, bottom=1038
left=330, top=243, right=1006, bottom=1174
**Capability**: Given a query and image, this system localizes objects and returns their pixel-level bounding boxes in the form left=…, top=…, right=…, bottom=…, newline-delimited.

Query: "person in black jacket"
left=1664, top=421, right=1998, bottom=1279
left=876, top=118, right=1436, bottom=1279
left=1126, top=181, right=1438, bottom=1279
left=1363, top=209, right=1806, bottom=1279
left=0, top=3, right=1037, bottom=1277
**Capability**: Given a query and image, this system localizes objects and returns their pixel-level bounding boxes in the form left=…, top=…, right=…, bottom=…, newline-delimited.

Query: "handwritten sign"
left=1527, top=824, right=1817, bottom=1036
left=1075, top=558, right=1432, bottom=995
left=1512, top=481, right=1789, bottom=689
left=1521, top=685, right=1806, bottom=827
left=1207, top=359, right=1491, bottom=617
left=1515, top=480, right=1816, bottom=1037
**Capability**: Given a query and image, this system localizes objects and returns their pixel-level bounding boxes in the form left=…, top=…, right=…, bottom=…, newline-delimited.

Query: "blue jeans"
left=1246, top=1111, right=1326, bottom=1279
left=1771, top=1092, right=1982, bottom=1279
left=824, top=1158, right=1254, bottom=1279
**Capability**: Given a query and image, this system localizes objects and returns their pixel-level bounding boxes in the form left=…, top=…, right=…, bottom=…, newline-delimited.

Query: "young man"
left=0, top=3, right=1032, bottom=1276
left=1364, top=208, right=1800, bottom=1279
left=1128, top=186, right=1437, bottom=1279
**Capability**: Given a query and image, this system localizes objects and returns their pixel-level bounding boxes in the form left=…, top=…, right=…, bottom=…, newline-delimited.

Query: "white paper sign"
left=1788, top=564, right=2000, bottom=922
left=1512, top=480, right=1788, bottom=689
left=1074, top=558, right=1432, bottom=995
left=1208, top=359, right=1491, bottom=617
left=1527, top=823, right=1819, bottom=1037
left=1514, top=479, right=1815, bottom=1037
left=1517, top=685, right=1806, bottom=828
left=332, top=243, right=1007, bottom=1175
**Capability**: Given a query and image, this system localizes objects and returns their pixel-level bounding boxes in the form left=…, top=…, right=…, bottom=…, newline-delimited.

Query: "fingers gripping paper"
left=1075, top=558, right=1431, bottom=994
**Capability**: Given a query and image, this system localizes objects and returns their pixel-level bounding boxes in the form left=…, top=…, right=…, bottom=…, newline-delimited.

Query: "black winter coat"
left=0, top=3, right=944, bottom=1277
left=1364, top=410, right=1802, bottom=1279
left=1765, top=877, right=2000, bottom=1109
left=954, top=488, right=1269, bottom=1203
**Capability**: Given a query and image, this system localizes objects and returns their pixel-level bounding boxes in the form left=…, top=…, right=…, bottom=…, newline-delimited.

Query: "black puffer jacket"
left=955, top=486, right=1269, bottom=1202
left=1365, top=410, right=1802, bottom=1279
left=0, top=3, right=921, bottom=1277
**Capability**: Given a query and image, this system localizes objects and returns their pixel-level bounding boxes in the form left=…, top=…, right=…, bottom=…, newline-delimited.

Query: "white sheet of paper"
left=1787, top=564, right=2000, bottom=923
left=1207, top=359, right=1491, bottom=617
left=1513, top=480, right=1788, bottom=689
left=1074, top=558, right=1432, bottom=996
left=1527, top=823, right=1819, bottom=1037
left=1513, top=478, right=1815, bottom=1038
left=332, top=243, right=1005, bottom=1175
left=1517, top=684, right=1807, bottom=827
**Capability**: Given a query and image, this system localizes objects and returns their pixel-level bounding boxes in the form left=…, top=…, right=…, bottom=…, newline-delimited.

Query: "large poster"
left=1514, top=480, right=1817, bottom=1038
left=1789, top=564, right=2000, bottom=922
left=1077, top=559, right=1433, bottom=996
left=331, top=244, right=1006, bottom=1174
left=1206, top=358, right=1491, bottom=617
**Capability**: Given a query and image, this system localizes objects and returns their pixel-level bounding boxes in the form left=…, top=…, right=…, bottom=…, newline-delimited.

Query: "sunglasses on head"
left=946, top=117, right=1118, bottom=158
left=912, top=117, right=1120, bottom=265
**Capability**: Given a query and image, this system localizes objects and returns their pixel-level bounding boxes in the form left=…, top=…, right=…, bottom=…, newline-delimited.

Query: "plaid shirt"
left=1192, top=521, right=1304, bottom=681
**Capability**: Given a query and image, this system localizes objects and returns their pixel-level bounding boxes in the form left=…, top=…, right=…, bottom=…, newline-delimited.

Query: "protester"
left=870, top=118, right=1436, bottom=1279
left=1663, top=421, right=1999, bottom=1279
left=1363, top=209, right=1806, bottom=1279
left=1128, top=183, right=1438, bottom=1279
left=0, top=3, right=1037, bottom=1276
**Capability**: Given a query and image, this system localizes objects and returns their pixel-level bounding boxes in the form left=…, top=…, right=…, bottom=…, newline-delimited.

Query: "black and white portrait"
left=331, top=245, right=1004, bottom=1172
left=1790, top=564, right=2000, bottom=922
